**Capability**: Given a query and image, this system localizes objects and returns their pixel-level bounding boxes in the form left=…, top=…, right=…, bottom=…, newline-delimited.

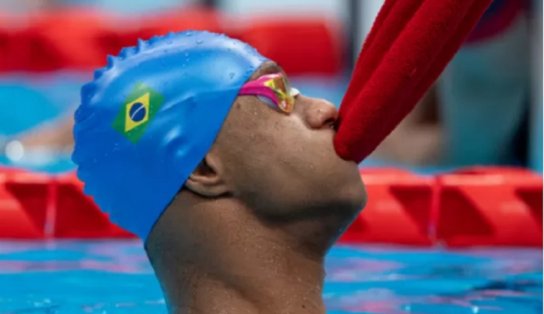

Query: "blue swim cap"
left=72, top=31, right=267, bottom=240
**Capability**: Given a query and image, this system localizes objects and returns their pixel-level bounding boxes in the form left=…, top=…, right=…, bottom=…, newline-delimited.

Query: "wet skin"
left=146, top=61, right=366, bottom=314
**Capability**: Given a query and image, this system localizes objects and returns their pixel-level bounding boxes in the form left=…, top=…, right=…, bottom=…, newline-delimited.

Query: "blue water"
left=0, top=241, right=541, bottom=314
left=0, top=74, right=542, bottom=314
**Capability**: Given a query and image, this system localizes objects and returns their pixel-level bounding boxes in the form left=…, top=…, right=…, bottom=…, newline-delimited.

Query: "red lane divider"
left=54, top=173, right=135, bottom=239
left=12, top=9, right=116, bottom=71
left=339, top=169, right=435, bottom=246
left=0, top=167, right=541, bottom=246
left=436, top=168, right=543, bottom=247
left=0, top=9, right=343, bottom=75
left=239, top=17, right=344, bottom=75
left=98, top=8, right=224, bottom=62
left=0, top=168, right=48, bottom=239
left=131, top=9, right=222, bottom=43
left=0, top=14, right=22, bottom=72
left=0, top=168, right=135, bottom=239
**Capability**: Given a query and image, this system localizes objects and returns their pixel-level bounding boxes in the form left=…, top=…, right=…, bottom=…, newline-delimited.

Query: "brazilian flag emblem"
left=113, top=84, right=164, bottom=143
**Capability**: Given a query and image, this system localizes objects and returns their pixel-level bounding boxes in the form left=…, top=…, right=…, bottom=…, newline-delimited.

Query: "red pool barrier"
left=0, top=10, right=344, bottom=74
left=0, top=8, right=223, bottom=72
left=54, top=173, right=135, bottom=239
left=100, top=8, right=224, bottom=60
left=339, top=169, right=435, bottom=246
left=13, top=9, right=115, bottom=71
left=240, top=18, right=343, bottom=75
left=435, top=168, right=543, bottom=247
left=0, top=168, right=134, bottom=239
left=130, top=8, right=223, bottom=41
left=0, top=169, right=49, bottom=239
left=0, top=16, right=14, bottom=72
left=0, top=166, right=541, bottom=245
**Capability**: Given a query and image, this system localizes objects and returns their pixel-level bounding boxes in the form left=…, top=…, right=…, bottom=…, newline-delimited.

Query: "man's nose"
left=296, top=95, right=338, bottom=130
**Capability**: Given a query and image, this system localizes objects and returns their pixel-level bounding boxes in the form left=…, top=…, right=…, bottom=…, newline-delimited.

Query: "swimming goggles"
left=239, top=73, right=300, bottom=114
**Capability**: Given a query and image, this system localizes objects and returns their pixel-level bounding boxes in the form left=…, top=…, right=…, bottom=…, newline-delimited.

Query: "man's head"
left=73, top=31, right=365, bottom=254
left=190, top=62, right=365, bottom=226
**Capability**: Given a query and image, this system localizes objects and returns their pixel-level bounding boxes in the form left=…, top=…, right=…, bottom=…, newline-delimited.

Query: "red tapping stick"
left=334, top=0, right=493, bottom=163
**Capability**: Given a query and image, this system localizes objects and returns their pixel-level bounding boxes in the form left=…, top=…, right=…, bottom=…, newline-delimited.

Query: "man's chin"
left=337, top=174, right=367, bottom=216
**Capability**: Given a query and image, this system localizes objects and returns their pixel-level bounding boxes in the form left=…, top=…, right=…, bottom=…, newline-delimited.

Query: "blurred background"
left=0, top=2, right=541, bottom=314
left=0, top=0, right=541, bottom=173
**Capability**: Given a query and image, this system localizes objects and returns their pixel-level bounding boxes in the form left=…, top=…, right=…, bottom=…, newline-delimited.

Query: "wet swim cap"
left=72, top=31, right=268, bottom=240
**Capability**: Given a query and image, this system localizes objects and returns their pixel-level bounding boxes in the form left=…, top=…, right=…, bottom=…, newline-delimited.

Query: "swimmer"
left=73, top=31, right=366, bottom=314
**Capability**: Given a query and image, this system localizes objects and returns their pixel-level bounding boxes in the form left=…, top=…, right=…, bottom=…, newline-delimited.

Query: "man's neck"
left=148, top=198, right=332, bottom=314
left=167, top=240, right=326, bottom=314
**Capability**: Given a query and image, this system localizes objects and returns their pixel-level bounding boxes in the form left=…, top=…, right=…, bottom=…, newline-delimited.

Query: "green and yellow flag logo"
left=113, top=84, right=164, bottom=143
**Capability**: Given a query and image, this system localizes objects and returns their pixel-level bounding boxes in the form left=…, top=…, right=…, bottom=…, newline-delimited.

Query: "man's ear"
left=185, top=154, right=230, bottom=198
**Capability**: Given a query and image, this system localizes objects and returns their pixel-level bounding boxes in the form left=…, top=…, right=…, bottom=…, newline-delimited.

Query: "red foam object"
left=132, top=8, right=222, bottom=40
left=1, top=166, right=541, bottom=246
left=339, top=168, right=434, bottom=246
left=334, top=0, right=493, bottom=163
left=436, top=169, right=543, bottom=247
left=0, top=168, right=134, bottom=239
left=452, top=166, right=538, bottom=177
left=0, top=16, right=14, bottom=72
left=0, top=169, right=50, bottom=239
left=99, top=8, right=223, bottom=66
left=54, top=173, right=135, bottom=238
left=240, top=18, right=343, bottom=75
left=11, top=9, right=115, bottom=71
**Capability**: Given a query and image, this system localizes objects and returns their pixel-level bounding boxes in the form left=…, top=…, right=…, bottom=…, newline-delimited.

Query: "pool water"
left=0, top=74, right=542, bottom=314
left=0, top=241, right=541, bottom=314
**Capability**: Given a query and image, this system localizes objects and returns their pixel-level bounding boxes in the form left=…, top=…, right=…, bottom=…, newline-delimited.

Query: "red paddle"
left=334, top=0, right=493, bottom=163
